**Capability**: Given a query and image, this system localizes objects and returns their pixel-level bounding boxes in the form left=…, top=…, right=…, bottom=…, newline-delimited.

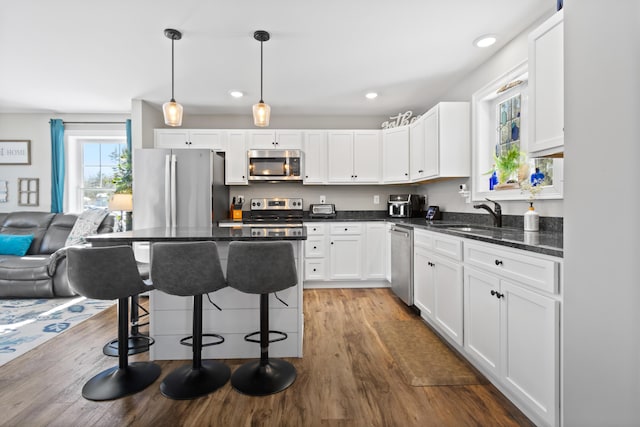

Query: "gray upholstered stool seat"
left=67, top=245, right=161, bottom=401
left=226, top=241, right=298, bottom=396
left=151, top=241, right=230, bottom=400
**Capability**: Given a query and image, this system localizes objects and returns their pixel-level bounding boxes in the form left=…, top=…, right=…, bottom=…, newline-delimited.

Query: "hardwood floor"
left=0, top=289, right=534, bottom=426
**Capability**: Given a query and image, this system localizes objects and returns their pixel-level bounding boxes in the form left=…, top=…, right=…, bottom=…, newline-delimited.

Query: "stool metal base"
left=82, top=362, right=161, bottom=401
left=103, top=335, right=152, bottom=356
left=160, top=361, right=231, bottom=400
left=231, top=359, right=296, bottom=396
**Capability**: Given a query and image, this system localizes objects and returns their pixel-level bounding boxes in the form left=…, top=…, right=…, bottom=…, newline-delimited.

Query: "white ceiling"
left=0, top=0, right=553, bottom=117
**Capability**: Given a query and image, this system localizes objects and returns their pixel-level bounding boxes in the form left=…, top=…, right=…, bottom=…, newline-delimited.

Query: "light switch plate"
left=373, top=195, right=380, bottom=204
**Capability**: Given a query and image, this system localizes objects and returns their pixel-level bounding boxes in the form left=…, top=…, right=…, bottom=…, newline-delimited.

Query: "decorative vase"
left=524, top=202, right=540, bottom=232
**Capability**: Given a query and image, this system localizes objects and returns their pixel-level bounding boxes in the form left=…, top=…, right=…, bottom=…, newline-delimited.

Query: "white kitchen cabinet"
left=225, top=131, right=248, bottom=185
left=528, top=9, right=564, bottom=157
left=463, top=241, right=560, bottom=427
left=304, top=223, right=327, bottom=281
left=155, top=129, right=227, bottom=151
left=412, top=229, right=464, bottom=345
left=422, top=102, right=470, bottom=180
left=327, top=131, right=381, bottom=184
left=364, top=222, right=387, bottom=279
left=409, top=115, right=427, bottom=181
left=303, top=131, right=327, bottom=184
left=248, top=130, right=302, bottom=150
left=329, top=223, right=363, bottom=280
left=382, top=126, right=410, bottom=183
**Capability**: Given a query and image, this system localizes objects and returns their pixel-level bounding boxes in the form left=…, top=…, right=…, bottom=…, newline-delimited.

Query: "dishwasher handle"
left=390, top=226, right=411, bottom=238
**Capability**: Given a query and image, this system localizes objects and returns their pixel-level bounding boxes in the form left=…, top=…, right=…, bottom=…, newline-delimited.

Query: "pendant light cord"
left=171, top=38, right=175, bottom=101
left=259, top=40, right=264, bottom=103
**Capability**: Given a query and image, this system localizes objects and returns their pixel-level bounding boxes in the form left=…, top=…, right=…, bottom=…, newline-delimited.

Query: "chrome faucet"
left=473, top=198, right=502, bottom=227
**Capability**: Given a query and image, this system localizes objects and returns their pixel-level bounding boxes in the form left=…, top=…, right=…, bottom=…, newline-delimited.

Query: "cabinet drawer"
left=433, top=234, right=463, bottom=261
left=305, top=223, right=326, bottom=235
left=305, top=259, right=326, bottom=280
left=330, top=223, right=363, bottom=235
left=305, top=237, right=326, bottom=258
left=414, top=228, right=434, bottom=250
left=464, top=242, right=558, bottom=294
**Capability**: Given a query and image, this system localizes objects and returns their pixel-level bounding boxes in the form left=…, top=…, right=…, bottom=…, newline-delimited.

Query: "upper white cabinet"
left=303, top=131, right=327, bottom=184
left=528, top=10, right=564, bottom=157
left=409, top=115, right=427, bottom=181
left=382, top=126, right=410, bottom=183
left=421, top=102, right=470, bottom=181
left=327, top=131, right=381, bottom=184
left=155, top=129, right=227, bottom=151
left=225, top=131, right=248, bottom=185
left=248, top=130, right=303, bottom=150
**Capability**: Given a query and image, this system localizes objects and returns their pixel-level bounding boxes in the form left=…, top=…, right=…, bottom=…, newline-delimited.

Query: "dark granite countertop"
left=87, top=225, right=307, bottom=245
left=300, top=210, right=563, bottom=258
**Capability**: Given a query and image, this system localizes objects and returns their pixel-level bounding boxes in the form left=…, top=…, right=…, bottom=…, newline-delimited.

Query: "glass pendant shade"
left=252, top=101, right=271, bottom=127
left=163, top=99, right=183, bottom=127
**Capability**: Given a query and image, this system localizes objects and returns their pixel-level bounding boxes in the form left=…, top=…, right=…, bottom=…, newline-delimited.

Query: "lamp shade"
left=109, top=193, right=133, bottom=212
left=252, top=101, right=271, bottom=127
left=163, top=100, right=183, bottom=127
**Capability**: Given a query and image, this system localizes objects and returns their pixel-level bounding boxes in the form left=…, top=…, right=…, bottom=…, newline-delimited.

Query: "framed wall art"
left=0, top=140, right=31, bottom=165
left=18, top=178, right=39, bottom=206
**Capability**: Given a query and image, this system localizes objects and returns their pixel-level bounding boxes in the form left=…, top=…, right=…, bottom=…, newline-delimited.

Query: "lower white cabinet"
left=413, top=229, right=464, bottom=345
left=303, top=221, right=388, bottom=287
left=463, top=241, right=560, bottom=427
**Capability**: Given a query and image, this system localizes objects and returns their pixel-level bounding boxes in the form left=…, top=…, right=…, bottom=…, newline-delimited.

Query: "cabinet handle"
left=490, top=290, right=504, bottom=299
left=494, top=259, right=503, bottom=266
left=418, top=169, right=424, bottom=173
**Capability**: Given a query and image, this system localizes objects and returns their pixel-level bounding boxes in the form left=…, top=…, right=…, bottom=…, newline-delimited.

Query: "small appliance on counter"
left=309, top=204, right=337, bottom=219
left=387, top=194, right=424, bottom=218
left=425, top=205, right=441, bottom=221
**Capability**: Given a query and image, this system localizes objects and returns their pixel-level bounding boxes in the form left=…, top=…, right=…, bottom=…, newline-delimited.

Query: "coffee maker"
left=387, top=194, right=424, bottom=218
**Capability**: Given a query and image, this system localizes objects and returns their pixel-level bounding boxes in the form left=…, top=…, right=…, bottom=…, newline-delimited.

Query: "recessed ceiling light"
left=229, top=90, right=244, bottom=98
left=365, top=92, right=378, bottom=100
left=474, top=35, right=497, bottom=48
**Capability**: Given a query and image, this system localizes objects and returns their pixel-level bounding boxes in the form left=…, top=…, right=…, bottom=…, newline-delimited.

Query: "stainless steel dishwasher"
left=389, top=224, right=413, bottom=305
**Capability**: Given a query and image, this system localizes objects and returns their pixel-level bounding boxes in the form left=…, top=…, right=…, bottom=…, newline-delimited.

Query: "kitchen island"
left=87, top=225, right=307, bottom=361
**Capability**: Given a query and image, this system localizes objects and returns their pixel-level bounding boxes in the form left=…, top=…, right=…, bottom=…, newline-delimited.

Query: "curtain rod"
left=62, top=121, right=127, bottom=125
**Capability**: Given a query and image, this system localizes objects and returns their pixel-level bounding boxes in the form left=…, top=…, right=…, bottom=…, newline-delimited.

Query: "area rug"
left=374, top=320, right=487, bottom=387
left=0, top=297, right=115, bottom=367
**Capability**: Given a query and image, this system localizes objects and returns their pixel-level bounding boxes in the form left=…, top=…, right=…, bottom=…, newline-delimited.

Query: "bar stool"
left=150, top=241, right=230, bottom=400
left=103, top=260, right=154, bottom=357
left=226, top=241, right=298, bottom=396
left=67, top=245, right=161, bottom=401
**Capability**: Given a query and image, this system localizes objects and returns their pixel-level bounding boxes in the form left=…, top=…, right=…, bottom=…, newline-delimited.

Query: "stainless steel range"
left=246, top=198, right=304, bottom=225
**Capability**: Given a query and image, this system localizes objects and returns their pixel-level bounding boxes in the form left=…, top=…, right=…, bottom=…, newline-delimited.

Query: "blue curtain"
left=125, top=119, right=132, bottom=154
left=49, top=119, right=65, bottom=213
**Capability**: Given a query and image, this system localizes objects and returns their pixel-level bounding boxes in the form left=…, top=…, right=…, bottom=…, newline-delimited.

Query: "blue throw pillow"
left=0, top=234, right=35, bottom=256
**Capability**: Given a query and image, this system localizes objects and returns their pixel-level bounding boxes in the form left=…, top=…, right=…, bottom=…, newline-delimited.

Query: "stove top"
left=248, top=197, right=303, bottom=224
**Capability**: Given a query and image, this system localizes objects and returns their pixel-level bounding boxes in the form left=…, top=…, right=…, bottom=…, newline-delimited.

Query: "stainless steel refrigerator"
left=133, top=149, right=229, bottom=229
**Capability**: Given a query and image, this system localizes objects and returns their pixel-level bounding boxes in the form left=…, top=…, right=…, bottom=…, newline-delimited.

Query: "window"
left=66, top=130, right=126, bottom=213
left=472, top=60, right=563, bottom=201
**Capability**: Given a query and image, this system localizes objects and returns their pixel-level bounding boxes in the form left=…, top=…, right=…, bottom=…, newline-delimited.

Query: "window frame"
left=471, top=60, right=563, bottom=202
left=66, top=129, right=126, bottom=213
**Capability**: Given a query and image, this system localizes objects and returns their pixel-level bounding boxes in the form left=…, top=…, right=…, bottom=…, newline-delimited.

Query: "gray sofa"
left=0, top=211, right=114, bottom=298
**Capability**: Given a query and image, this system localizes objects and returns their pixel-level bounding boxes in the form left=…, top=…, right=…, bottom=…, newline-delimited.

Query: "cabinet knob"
left=494, top=259, right=503, bottom=266
left=305, top=175, right=309, bottom=178
left=428, top=261, right=434, bottom=267
left=331, top=241, right=334, bottom=245
left=344, top=228, right=348, bottom=231
left=313, top=268, right=317, bottom=272
left=418, top=169, right=424, bottom=173
left=491, top=290, right=504, bottom=299
left=404, top=172, right=408, bottom=176
left=313, top=246, right=317, bottom=249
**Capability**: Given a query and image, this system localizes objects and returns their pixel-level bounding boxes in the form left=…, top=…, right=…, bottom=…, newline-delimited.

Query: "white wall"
left=563, top=1, right=640, bottom=426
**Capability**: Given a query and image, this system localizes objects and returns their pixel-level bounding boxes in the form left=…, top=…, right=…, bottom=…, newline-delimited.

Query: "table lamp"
left=108, top=193, right=133, bottom=231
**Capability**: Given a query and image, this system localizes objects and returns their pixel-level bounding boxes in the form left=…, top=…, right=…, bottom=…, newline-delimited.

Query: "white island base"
left=148, top=241, right=304, bottom=360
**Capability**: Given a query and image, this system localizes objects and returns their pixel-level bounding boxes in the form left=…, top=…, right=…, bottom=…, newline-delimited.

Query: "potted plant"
left=493, top=145, right=526, bottom=190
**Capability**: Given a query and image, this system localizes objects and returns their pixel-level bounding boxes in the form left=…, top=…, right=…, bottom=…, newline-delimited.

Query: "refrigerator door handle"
left=170, top=154, right=177, bottom=228
left=164, top=155, right=171, bottom=227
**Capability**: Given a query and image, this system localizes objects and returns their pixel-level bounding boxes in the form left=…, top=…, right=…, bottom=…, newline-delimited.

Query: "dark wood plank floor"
left=0, top=288, right=534, bottom=426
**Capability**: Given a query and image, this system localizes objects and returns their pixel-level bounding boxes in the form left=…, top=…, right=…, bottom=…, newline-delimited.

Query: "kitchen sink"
left=429, top=223, right=520, bottom=239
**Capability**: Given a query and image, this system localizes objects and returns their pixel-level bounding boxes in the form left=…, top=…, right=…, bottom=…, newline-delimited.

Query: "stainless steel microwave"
left=247, top=149, right=304, bottom=181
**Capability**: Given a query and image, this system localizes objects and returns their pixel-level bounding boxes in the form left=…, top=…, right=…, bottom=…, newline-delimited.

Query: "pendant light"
left=162, top=28, right=183, bottom=127
left=252, top=30, right=271, bottom=127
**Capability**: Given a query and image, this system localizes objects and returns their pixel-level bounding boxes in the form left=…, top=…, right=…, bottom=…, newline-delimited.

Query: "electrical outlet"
left=373, top=195, right=380, bottom=204
left=320, top=195, right=326, bottom=204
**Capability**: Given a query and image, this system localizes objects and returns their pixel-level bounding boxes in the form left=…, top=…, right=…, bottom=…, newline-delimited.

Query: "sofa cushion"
left=65, top=208, right=109, bottom=246
left=0, top=234, right=34, bottom=256
left=0, top=212, right=56, bottom=255
left=0, top=254, right=54, bottom=298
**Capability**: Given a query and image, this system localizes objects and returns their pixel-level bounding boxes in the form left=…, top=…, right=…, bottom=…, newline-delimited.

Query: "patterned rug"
left=0, top=297, right=115, bottom=367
